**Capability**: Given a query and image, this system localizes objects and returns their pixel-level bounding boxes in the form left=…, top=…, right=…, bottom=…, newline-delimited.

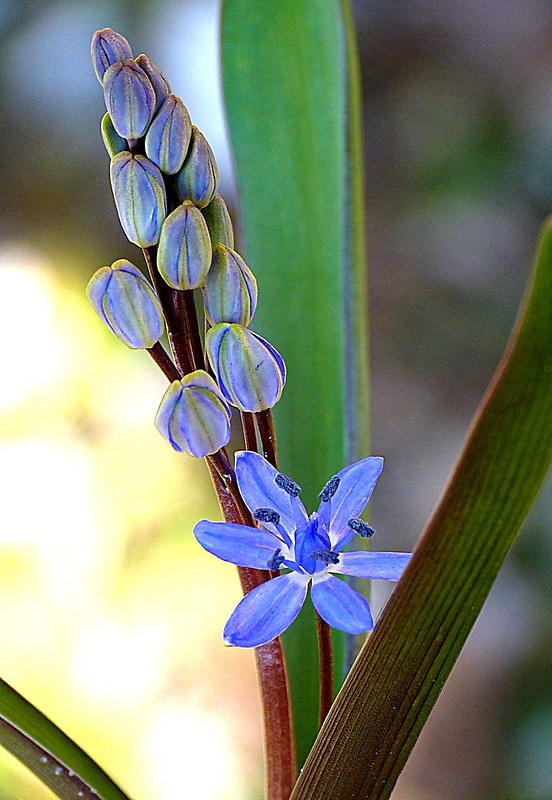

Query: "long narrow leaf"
left=0, top=677, right=133, bottom=800
left=290, top=220, right=552, bottom=798
left=221, top=0, right=361, bottom=764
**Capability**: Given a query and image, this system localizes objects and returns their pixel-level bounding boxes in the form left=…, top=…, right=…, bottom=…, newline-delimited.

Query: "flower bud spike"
left=86, top=259, right=164, bottom=349
left=204, top=244, right=258, bottom=326
left=101, top=113, right=127, bottom=158
left=91, top=28, right=133, bottom=84
left=205, top=323, right=286, bottom=412
left=157, top=202, right=212, bottom=289
left=110, top=152, right=167, bottom=247
left=103, top=59, right=155, bottom=140
left=135, top=54, right=171, bottom=112
left=173, top=126, right=219, bottom=208
left=155, top=370, right=231, bottom=458
left=201, top=194, right=234, bottom=249
left=145, top=94, right=192, bottom=175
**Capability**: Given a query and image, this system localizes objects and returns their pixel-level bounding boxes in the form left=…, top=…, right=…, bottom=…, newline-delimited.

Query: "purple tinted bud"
left=155, top=370, right=231, bottom=458
left=173, top=126, right=219, bottom=208
left=86, top=259, right=164, bottom=349
left=202, top=194, right=234, bottom=250
left=110, top=152, right=167, bottom=247
left=91, top=28, right=133, bottom=84
left=135, top=54, right=171, bottom=113
left=204, top=245, right=257, bottom=326
left=103, top=59, right=155, bottom=140
left=157, top=202, right=212, bottom=289
left=205, top=323, right=286, bottom=412
left=101, top=113, right=127, bottom=157
left=145, top=94, right=192, bottom=175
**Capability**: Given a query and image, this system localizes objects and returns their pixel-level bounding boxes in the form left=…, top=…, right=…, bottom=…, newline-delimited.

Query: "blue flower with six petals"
left=194, top=451, right=410, bottom=648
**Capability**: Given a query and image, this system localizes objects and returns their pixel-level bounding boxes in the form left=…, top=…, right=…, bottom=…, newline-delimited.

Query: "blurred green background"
left=1, top=1, right=552, bottom=798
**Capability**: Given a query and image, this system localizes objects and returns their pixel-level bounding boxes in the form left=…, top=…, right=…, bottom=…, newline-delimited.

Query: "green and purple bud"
left=103, top=59, right=155, bottom=140
left=91, top=28, right=133, bottom=84
left=86, top=259, right=164, bottom=349
left=173, top=126, right=219, bottom=208
left=145, top=94, right=192, bottom=175
left=204, top=245, right=257, bottom=326
left=135, top=54, right=171, bottom=112
left=157, top=202, right=212, bottom=289
left=101, top=113, right=127, bottom=157
left=205, top=323, right=286, bottom=412
left=201, top=193, right=234, bottom=250
left=110, top=151, right=167, bottom=247
left=155, top=370, right=231, bottom=458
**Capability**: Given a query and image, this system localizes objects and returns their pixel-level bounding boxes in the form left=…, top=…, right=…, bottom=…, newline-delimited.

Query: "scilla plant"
left=0, top=5, right=550, bottom=800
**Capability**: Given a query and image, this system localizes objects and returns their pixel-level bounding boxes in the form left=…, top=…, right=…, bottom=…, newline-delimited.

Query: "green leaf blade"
left=221, top=0, right=370, bottom=764
left=222, top=0, right=348, bottom=506
left=221, top=0, right=348, bottom=765
left=290, top=219, right=552, bottom=798
left=0, top=678, right=134, bottom=800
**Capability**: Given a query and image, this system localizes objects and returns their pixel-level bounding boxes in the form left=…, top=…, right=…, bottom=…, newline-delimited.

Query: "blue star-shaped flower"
left=194, top=451, right=410, bottom=648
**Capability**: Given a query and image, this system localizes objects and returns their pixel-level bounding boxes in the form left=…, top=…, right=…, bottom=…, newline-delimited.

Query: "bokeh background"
left=0, top=1, right=551, bottom=798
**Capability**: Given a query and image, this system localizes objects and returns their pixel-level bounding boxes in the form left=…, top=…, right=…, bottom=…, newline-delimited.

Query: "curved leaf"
left=0, top=677, right=133, bottom=800
left=290, top=219, right=552, bottom=798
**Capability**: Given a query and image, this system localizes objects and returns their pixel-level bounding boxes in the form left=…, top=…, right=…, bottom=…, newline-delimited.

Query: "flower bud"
left=173, top=126, right=219, bottom=208
left=205, top=324, right=286, bottom=412
left=86, top=260, right=164, bottom=349
left=145, top=94, right=192, bottom=175
left=103, top=59, right=155, bottom=140
left=101, top=113, right=127, bottom=157
left=155, top=370, right=231, bottom=457
left=135, top=54, right=171, bottom=112
left=202, top=193, right=234, bottom=249
left=91, top=28, right=133, bottom=84
left=110, top=152, right=167, bottom=247
left=204, top=245, right=257, bottom=326
left=157, top=202, right=212, bottom=289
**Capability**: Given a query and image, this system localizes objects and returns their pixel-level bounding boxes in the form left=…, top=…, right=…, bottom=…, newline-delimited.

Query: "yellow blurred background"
left=0, top=245, right=263, bottom=798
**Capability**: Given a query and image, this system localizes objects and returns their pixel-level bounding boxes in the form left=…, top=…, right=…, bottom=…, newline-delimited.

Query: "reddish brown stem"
left=142, top=247, right=195, bottom=374
left=255, top=408, right=278, bottom=466
left=182, top=289, right=205, bottom=370
left=207, top=450, right=252, bottom=525
left=241, top=411, right=259, bottom=452
left=147, top=342, right=181, bottom=382
left=315, top=611, right=334, bottom=728
left=206, top=458, right=296, bottom=799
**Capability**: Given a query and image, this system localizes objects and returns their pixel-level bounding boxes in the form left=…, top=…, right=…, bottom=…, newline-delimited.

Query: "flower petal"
left=194, top=520, right=288, bottom=569
left=223, top=573, right=308, bottom=647
left=323, top=457, right=384, bottom=548
left=311, top=574, right=373, bottom=634
left=330, top=551, right=410, bottom=580
left=235, top=451, right=308, bottom=536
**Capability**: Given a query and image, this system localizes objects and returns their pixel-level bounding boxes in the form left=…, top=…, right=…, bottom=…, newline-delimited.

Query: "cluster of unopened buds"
left=87, top=28, right=410, bottom=649
left=87, top=28, right=286, bottom=459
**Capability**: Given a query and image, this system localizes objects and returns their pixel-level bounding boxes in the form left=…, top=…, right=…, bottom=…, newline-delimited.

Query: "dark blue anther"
left=348, top=518, right=375, bottom=538
left=254, top=508, right=281, bottom=525
left=318, top=475, right=340, bottom=502
left=267, top=548, right=285, bottom=570
left=310, top=548, right=340, bottom=565
left=275, top=473, right=301, bottom=497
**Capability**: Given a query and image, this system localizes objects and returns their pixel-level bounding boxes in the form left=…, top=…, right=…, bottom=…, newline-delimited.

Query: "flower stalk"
left=315, top=611, right=334, bottom=728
